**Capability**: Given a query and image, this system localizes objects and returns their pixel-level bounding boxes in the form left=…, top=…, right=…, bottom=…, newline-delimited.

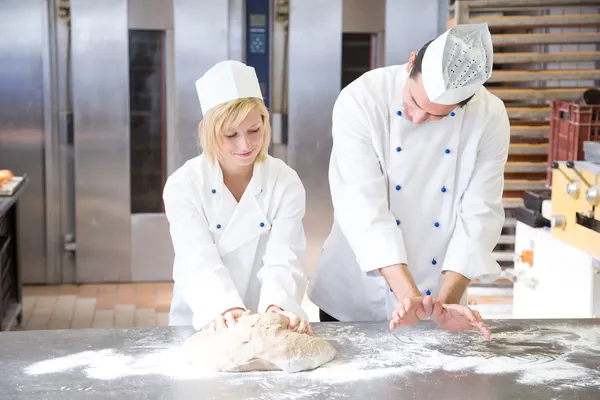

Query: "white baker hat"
left=421, top=23, right=494, bottom=105
left=195, top=60, right=263, bottom=115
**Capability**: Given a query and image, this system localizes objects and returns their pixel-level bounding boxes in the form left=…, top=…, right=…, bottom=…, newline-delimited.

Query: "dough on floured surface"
left=184, top=313, right=337, bottom=373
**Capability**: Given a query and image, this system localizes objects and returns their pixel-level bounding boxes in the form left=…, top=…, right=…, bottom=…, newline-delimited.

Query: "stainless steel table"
left=0, top=177, right=28, bottom=332
left=1, top=319, right=599, bottom=399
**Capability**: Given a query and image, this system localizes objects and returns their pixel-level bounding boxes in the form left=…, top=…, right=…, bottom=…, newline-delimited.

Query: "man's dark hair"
left=408, top=39, right=473, bottom=108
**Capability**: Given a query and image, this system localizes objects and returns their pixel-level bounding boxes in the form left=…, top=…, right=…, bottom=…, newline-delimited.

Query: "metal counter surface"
left=1, top=319, right=599, bottom=399
left=0, top=178, right=28, bottom=218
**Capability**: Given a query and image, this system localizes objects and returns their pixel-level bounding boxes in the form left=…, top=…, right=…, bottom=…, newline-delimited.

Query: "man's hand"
left=389, top=295, right=434, bottom=331
left=209, top=307, right=252, bottom=331
left=437, top=271, right=470, bottom=305
left=380, top=263, right=422, bottom=301
left=267, top=305, right=313, bottom=336
left=431, top=300, right=491, bottom=340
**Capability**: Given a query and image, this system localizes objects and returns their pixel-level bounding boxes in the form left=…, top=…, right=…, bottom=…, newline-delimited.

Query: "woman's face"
left=219, top=108, right=265, bottom=168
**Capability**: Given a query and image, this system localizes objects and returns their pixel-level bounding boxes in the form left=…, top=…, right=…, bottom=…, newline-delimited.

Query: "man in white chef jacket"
left=308, top=23, right=509, bottom=335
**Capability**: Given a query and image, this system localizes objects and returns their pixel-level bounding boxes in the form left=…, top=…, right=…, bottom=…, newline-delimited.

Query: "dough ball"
left=184, top=313, right=336, bottom=373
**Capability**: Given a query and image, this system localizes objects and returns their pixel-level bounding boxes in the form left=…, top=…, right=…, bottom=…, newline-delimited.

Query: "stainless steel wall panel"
left=0, top=0, right=49, bottom=283
left=287, top=0, right=342, bottom=274
left=43, top=0, right=63, bottom=284
left=228, top=0, right=245, bottom=62
left=271, top=11, right=286, bottom=117
left=173, top=0, right=230, bottom=169
left=385, top=0, right=446, bottom=66
left=71, top=0, right=131, bottom=282
left=437, top=0, right=449, bottom=37
left=128, top=0, right=174, bottom=30
left=165, top=30, right=178, bottom=177
left=343, top=0, right=385, bottom=33
left=57, top=10, right=76, bottom=283
left=131, top=214, right=174, bottom=281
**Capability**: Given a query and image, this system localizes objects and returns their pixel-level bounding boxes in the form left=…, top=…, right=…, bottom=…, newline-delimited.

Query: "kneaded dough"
left=184, top=313, right=336, bottom=373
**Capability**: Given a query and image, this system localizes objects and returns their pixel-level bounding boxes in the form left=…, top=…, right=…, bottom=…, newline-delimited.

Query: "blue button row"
left=216, top=222, right=266, bottom=230
left=396, top=220, right=440, bottom=228
left=395, top=147, right=451, bottom=155
left=389, top=288, right=433, bottom=296
left=393, top=145, right=451, bottom=195
left=396, top=110, right=456, bottom=118
left=396, top=220, right=439, bottom=228
left=393, top=184, right=447, bottom=194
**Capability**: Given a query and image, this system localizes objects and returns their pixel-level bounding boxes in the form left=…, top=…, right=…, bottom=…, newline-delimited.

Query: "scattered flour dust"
left=24, top=346, right=207, bottom=381
left=23, top=323, right=600, bottom=391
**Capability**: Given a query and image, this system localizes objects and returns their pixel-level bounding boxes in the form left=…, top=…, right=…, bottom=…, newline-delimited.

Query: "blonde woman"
left=164, top=61, right=311, bottom=335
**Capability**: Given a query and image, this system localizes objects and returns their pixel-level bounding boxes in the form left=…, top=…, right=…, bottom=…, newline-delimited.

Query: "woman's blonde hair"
left=199, top=97, right=271, bottom=164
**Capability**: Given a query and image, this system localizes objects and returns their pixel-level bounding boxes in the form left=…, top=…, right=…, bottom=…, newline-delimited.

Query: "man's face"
left=403, top=54, right=457, bottom=125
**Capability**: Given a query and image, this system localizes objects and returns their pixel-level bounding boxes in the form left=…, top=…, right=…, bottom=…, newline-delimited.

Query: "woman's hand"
left=209, top=307, right=252, bottom=331
left=266, top=305, right=313, bottom=336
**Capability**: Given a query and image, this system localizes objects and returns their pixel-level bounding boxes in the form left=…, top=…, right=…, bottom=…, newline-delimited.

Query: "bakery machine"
left=512, top=141, right=600, bottom=319
left=550, top=142, right=600, bottom=260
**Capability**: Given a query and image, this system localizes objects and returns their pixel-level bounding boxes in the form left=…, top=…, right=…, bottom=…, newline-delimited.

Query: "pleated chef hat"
left=421, top=23, right=493, bottom=105
left=195, top=60, right=263, bottom=115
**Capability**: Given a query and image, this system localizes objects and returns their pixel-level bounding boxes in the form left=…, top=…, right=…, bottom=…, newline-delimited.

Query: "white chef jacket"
left=163, top=154, right=309, bottom=330
left=307, top=64, right=510, bottom=322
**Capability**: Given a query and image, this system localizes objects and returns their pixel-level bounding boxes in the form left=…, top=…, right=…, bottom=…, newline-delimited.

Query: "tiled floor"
left=17, top=282, right=174, bottom=331
left=13, top=282, right=513, bottom=331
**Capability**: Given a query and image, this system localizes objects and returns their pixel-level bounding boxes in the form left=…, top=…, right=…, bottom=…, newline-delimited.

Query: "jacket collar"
left=201, top=154, right=270, bottom=256
left=204, top=154, right=264, bottom=197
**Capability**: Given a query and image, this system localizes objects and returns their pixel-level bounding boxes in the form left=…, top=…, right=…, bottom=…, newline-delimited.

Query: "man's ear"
left=406, top=51, right=417, bottom=73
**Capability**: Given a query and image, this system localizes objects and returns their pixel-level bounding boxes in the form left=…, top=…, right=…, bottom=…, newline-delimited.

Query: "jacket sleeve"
left=441, top=107, right=511, bottom=282
left=163, top=174, right=246, bottom=330
left=329, top=89, right=408, bottom=273
left=256, top=169, right=309, bottom=320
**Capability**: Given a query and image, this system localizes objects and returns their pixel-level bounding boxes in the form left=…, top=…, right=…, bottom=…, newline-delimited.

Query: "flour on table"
left=24, top=347, right=203, bottom=381
left=23, top=322, right=600, bottom=392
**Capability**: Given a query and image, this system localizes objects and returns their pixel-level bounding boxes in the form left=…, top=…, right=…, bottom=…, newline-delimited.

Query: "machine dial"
left=566, top=180, right=580, bottom=199
left=551, top=215, right=566, bottom=229
left=585, top=185, right=599, bottom=206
